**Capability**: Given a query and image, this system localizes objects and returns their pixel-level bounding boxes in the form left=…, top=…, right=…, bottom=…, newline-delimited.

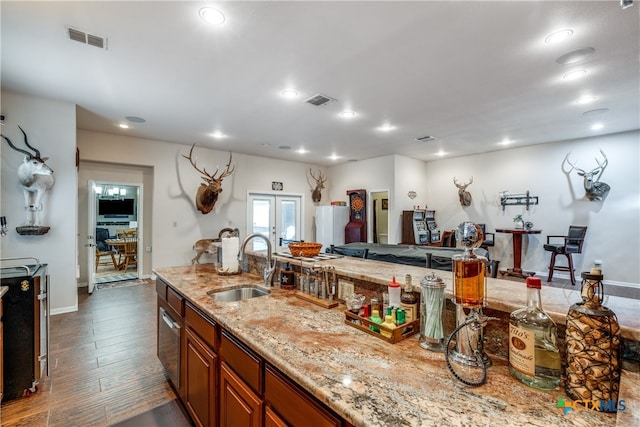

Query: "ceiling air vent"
left=415, top=135, right=436, bottom=142
left=304, top=93, right=337, bottom=107
left=66, top=26, right=107, bottom=49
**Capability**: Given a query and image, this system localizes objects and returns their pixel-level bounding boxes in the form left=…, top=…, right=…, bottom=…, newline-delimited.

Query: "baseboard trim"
left=51, top=304, right=78, bottom=315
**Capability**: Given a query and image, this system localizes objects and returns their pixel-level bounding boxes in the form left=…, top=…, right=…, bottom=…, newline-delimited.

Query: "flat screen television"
left=98, top=198, right=135, bottom=216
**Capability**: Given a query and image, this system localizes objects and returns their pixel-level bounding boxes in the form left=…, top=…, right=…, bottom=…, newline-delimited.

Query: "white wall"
left=423, top=131, right=639, bottom=286
left=77, top=130, right=323, bottom=269
left=0, top=91, right=78, bottom=313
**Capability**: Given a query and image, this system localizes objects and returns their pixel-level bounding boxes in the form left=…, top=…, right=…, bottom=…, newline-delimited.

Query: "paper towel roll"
left=221, top=236, right=239, bottom=272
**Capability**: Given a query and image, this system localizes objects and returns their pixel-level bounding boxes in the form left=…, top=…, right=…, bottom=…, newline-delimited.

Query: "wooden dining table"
left=495, top=228, right=541, bottom=279
left=105, top=238, right=134, bottom=270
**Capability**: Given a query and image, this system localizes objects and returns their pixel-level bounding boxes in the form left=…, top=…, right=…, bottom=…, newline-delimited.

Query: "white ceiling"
left=1, top=1, right=638, bottom=166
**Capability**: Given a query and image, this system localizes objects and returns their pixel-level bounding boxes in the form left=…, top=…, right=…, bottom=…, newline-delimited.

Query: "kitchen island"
left=155, top=257, right=638, bottom=427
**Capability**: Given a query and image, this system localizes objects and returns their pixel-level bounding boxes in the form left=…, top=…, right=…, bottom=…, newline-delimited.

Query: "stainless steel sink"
left=207, top=286, right=271, bottom=302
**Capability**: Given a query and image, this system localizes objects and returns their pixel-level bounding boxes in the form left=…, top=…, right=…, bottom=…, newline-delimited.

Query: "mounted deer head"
left=309, top=168, right=326, bottom=203
left=182, top=144, right=235, bottom=214
left=2, top=126, right=55, bottom=226
left=564, top=149, right=610, bottom=201
left=453, top=176, right=473, bottom=207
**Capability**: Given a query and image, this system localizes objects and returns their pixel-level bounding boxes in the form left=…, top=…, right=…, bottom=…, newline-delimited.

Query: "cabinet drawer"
left=220, top=330, right=263, bottom=396
left=185, top=303, right=217, bottom=350
left=167, top=286, right=184, bottom=317
left=156, top=279, right=167, bottom=301
left=265, top=365, right=341, bottom=427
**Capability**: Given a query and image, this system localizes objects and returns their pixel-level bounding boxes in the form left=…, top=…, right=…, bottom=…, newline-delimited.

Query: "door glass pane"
left=251, top=199, right=271, bottom=251
left=280, top=200, right=297, bottom=242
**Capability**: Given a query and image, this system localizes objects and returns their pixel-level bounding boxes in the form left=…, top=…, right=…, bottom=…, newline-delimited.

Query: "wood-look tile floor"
left=0, top=281, right=184, bottom=427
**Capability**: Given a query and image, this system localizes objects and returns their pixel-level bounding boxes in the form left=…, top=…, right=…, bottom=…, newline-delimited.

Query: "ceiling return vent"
left=66, top=26, right=107, bottom=49
left=304, top=93, right=337, bottom=107
left=415, top=135, right=436, bottom=142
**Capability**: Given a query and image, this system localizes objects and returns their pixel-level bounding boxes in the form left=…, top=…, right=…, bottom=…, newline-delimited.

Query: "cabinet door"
left=265, top=406, right=287, bottom=427
left=220, top=362, right=263, bottom=427
left=185, top=327, right=217, bottom=427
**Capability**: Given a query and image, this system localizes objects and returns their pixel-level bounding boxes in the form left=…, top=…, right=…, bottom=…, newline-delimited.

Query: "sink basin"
left=207, top=286, right=270, bottom=302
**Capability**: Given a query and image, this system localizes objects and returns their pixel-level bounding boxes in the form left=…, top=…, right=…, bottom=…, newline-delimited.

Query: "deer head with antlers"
left=2, top=126, right=55, bottom=226
left=564, top=149, right=610, bottom=201
left=182, top=144, right=235, bottom=214
left=453, top=177, right=473, bottom=207
left=309, top=169, right=326, bottom=203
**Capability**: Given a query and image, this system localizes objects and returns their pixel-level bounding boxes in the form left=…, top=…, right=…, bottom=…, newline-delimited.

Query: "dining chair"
left=543, top=225, right=588, bottom=286
left=477, top=224, right=495, bottom=250
left=95, top=227, right=116, bottom=272
left=120, top=229, right=138, bottom=271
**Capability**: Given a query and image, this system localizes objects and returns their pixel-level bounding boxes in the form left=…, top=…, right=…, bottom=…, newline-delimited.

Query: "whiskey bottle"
left=400, top=274, right=418, bottom=322
left=509, top=276, right=561, bottom=390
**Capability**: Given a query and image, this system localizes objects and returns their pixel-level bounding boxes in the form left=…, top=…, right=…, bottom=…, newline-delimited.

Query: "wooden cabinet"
left=220, top=362, right=263, bottom=427
left=265, top=364, right=341, bottom=427
left=184, top=303, right=218, bottom=427
left=401, top=210, right=416, bottom=244
left=219, top=330, right=263, bottom=427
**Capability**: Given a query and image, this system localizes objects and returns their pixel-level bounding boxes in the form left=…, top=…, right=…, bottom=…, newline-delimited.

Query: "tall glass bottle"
left=509, top=276, right=561, bottom=390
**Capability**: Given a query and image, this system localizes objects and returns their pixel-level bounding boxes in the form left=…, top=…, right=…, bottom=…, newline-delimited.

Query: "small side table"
left=495, top=228, right=542, bottom=279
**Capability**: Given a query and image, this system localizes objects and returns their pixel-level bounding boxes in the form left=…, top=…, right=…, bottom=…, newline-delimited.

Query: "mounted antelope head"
left=309, top=168, right=326, bottom=203
left=453, top=176, right=473, bottom=207
left=182, top=144, right=235, bottom=214
left=2, top=126, right=55, bottom=226
left=564, top=149, right=610, bottom=201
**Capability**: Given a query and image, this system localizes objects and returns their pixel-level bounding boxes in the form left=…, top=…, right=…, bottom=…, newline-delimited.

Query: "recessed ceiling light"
left=118, top=123, right=129, bottom=129
left=340, top=111, right=356, bottom=119
left=296, top=148, right=308, bottom=154
left=280, top=89, right=299, bottom=99
left=591, top=123, right=604, bottom=130
left=562, top=69, right=588, bottom=80
left=498, top=138, right=514, bottom=146
left=329, top=153, right=340, bottom=160
left=199, top=7, right=225, bottom=25
left=436, top=150, right=447, bottom=157
left=556, top=47, right=595, bottom=65
left=575, top=95, right=597, bottom=105
left=545, top=29, right=574, bottom=44
left=210, top=131, right=226, bottom=139
left=125, top=116, right=146, bottom=123
left=377, top=123, right=396, bottom=132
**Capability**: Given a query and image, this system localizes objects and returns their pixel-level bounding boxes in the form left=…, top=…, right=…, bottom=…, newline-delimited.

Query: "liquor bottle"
left=400, top=274, right=418, bottom=323
left=509, top=276, right=561, bottom=390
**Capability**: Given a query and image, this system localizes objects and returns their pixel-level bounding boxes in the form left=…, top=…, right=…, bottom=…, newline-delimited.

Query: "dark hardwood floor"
left=0, top=281, right=185, bottom=426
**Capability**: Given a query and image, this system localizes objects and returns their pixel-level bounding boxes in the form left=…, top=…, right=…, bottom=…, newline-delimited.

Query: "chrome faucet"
left=238, top=233, right=277, bottom=287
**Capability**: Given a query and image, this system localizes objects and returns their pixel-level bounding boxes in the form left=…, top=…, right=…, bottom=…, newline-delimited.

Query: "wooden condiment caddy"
left=344, top=311, right=419, bottom=344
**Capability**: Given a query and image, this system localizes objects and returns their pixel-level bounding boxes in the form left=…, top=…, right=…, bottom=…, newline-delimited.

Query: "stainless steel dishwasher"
left=158, top=306, right=181, bottom=387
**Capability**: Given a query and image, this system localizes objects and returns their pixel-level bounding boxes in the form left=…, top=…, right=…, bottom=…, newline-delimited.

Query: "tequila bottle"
left=509, top=276, right=561, bottom=390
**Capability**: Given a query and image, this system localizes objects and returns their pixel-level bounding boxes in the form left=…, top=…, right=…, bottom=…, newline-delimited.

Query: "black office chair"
left=477, top=224, right=495, bottom=250
left=543, top=226, right=588, bottom=286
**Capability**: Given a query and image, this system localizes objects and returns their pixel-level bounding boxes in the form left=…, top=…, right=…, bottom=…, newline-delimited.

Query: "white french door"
left=247, top=193, right=302, bottom=251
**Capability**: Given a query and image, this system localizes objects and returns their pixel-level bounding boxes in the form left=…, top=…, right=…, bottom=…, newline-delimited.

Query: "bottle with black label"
left=400, top=274, right=418, bottom=323
left=280, top=262, right=295, bottom=290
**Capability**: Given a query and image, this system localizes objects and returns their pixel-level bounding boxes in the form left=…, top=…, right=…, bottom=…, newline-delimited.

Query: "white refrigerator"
left=315, top=205, right=349, bottom=251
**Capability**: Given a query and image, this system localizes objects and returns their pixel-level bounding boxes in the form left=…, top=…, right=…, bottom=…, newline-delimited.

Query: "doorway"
left=88, top=181, right=142, bottom=291
left=247, top=193, right=302, bottom=250
left=371, top=191, right=389, bottom=244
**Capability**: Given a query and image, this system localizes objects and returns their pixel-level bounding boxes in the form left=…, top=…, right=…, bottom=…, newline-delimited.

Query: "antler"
left=453, top=176, right=472, bottom=189
left=213, top=152, right=235, bottom=180
left=18, top=125, right=41, bottom=158
left=594, top=149, right=608, bottom=171
left=1, top=133, right=33, bottom=157
left=309, top=168, right=326, bottom=185
left=564, top=153, right=585, bottom=174
left=182, top=144, right=212, bottom=182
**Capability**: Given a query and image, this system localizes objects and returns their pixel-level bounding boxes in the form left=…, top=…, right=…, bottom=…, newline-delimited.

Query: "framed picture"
left=381, top=198, right=388, bottom=210
left=272, top=182, right=283, bottom=191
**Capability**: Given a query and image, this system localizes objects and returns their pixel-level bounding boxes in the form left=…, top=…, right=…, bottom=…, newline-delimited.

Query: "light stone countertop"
left=155, top=262, right=638, bottom=427
left=0, top=286, right=8, bottom=298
